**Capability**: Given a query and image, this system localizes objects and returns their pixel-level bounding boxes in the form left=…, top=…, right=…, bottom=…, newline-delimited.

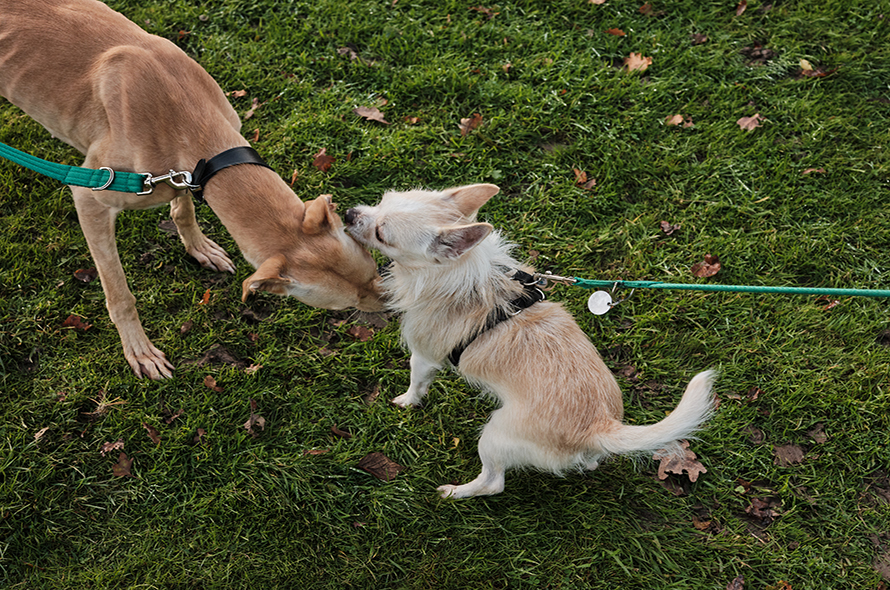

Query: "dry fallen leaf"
left=354, top=106, right=390, bottom=125
left=726, top=575, right=745, bottom=590
left=807, top=423, right=828, bottom=444
left=112, top=452, right=134, bottom=477
left=230, top=89, right=248, bottom=98
left=303, top=448, right=330, bottom=456
left=357, top=452, right=405, bottom=481
left=665, top=114, right=684, bottom=126
left=245, top=363, right=263, bottom=375
left=203, top=375, right=224, bottom=393
left=774, top=444, right=805, bottom=466
left=289, top=169, right=299, bottom=187
left=737, top=113, right=763, bottom=131
left=347, top=325, right=375, bottom=342
left=573, top=168, right=597, bottom=190
left=243, top=97, right=262, bottom=120
left=639, top=3, right=654, bottom=16
left=802, top=167, right=826, bottom=175
left=469, top=5, right=499, bottom=19
left=198, top=289, right=211, bottom=306
left=653, top=440, right=708, bottom=483
left=589, top=0, right=606, bottom=4
left=73, top=268, right=98, bottom=283
left=735, top=0, right=747, bottom=16
left=659, top=220, right=681, bottom=235
left=143, top=422, right=161, bottom=445
left=744, top=496, right=781, bottom=525
left=691, top=254, right=721, bottom=278
left=244, top=398, right=265, bottom=437
left=192, top=428, right=206, bottom=446
left=404, top=116, right=421, bottom=124
left=100, top=438, right=125, bottom=457
left=331, top=424, right=353, bottom=439
left=62, top=314, right=92, bottom=331
left=623, top=52, right=652, bottom=72
left=691, top=33, right=708, bottom=45
left=605, top=28, right=626, bottom=36
left=459, top=113, right=483, bottom=137
left=34, top=426, right=50, bottom=442
left=312, top=147, right=336, bottom=172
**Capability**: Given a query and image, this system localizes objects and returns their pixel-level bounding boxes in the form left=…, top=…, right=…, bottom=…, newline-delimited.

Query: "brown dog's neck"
left=200, top=164, right=305, bottom=267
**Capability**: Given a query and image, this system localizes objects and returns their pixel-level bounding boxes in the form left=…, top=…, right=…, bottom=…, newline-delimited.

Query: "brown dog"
left=0, top=0, right=383, bottom=379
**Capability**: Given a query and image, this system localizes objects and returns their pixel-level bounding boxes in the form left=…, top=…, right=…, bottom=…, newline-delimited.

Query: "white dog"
left=344, top=183, right=716, bottom=498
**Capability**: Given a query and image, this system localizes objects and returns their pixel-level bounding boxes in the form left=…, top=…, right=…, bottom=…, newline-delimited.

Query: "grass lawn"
left=2, top=0, right=889, bottom=588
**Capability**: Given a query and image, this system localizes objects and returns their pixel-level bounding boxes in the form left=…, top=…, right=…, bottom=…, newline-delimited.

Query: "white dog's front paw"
left=391, top=392, right=420, bottom=408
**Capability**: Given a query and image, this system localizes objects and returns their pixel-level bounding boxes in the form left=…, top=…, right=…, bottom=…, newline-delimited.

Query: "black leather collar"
left=447, top=270, right=545, bottom=367
left=190, top=146, right=273, bottom=203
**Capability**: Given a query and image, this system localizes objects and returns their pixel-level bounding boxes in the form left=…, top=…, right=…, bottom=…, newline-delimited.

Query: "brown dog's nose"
left=344, top=208, right=358, bottom=225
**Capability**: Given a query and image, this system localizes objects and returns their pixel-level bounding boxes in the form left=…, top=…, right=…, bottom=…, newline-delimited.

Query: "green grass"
left=2, top=0, right=889, bottom=588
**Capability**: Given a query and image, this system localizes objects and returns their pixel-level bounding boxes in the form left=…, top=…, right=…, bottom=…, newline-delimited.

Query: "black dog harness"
left=447, top=270, right=545, bottom=367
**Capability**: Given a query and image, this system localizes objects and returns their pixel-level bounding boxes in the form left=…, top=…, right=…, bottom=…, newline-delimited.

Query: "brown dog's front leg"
left=72, top=187, right=174, bottom=379
left=169, top=193, right=235, bottom=273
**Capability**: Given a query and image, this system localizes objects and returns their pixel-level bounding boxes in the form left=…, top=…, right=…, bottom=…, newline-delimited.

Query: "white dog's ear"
left=442, top=184, right=500, bottom=217
left=432, top=223, right=493, bottom=259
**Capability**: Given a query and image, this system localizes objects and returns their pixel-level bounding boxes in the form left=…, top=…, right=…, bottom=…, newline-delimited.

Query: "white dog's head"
left=344, top=184, right=500, bottom=265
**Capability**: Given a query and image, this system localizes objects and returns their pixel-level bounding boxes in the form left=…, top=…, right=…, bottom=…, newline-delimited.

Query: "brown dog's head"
left=241, top=194, right=385, bottom=311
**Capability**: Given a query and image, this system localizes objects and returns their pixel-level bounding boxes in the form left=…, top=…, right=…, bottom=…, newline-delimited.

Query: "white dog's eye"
left=375, top=225, right=387, bottom=245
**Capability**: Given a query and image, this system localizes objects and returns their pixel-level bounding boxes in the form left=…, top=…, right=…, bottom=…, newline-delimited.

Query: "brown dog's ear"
left=241, top=255, right=294, bottom=302
left=442, top=184, right=500, bottom=218
left=432, top=222, right=493, bottom=260
left=302, top=194, right=340, bottom=234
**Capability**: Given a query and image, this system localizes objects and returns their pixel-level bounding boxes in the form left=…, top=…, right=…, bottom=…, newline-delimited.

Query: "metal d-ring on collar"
left=447, top=269, right=546, bottom=367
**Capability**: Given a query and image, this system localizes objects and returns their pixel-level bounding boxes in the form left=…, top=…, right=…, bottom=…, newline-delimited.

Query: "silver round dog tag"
left=587, top=291, right=613, bottom=315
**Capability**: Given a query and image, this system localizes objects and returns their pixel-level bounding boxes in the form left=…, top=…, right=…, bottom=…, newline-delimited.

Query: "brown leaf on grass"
left=653, top=440, right=707, bottom=482
left=469, top=6, right=499, bottom=19
left=589, top=0, right=606, bottom=4
left=744, top=496, right=780, bottom=525
left=243, top=97, right=263, bottom=120
left=203, top=375, right=224, bottom=393
left=158, top=219, right=178, bottom=235
left=404, top=116, right=421, bottom=124
left=74, top=268, right=98, bottom=283
left=354, top=106, right=390, bottom=125
left=808, top=423, right=828, bottom=444
left=289, top=169, right=299, bottom=187
left=192, top=428, right=206, bottom=446
left=331, top=424, right=353, bottom=439
left=573, top=168, right=597, bottom=190
left=624, top=52, right=652, bottom=72
left=244, top=398, right=265, bottom=437
left=304, top=448, right=331, bottom=457
left=163, top=408, right=184, bottom=424
left=802, top=167, right=826, bottom=175
left=347, top=325, right=375, bottom=342
left=691, top=33, right=708, bottom=45
left=735, top=0, right=747, bottom=16
left=142, top=422, right=161, bottom=445
left=605, top=28, right=626, bottom=36
left=62, top=314, right=92, bottom=331
left=357, top=452, right=405, bottom=481
left=691, top=515, right=712, bottom=531
left=251, top=128, right=260, bottom=143
left=312, top=147, right=336, bottom=172
left=198, top=289, right=211, bottom=306
left=230, top=89, right=248, bottom=98
left=665, top=114, right=685, bottom=126
left=799, top=60, right=839, bottom=79
left=774, top=444, right=805, bottom=466
left=737, top=113, right=763, bottom=131
left=726, top=575, right=745, bottom=590
left=459, top=113, right=483, bottom=137
left=112, top=452, right=134, bottom=477
left=691, top=254, right=721, bottom=278
left=639, top=3, right=654, bottom=16
left=660, top=221, right=681, bottom=235
left=746, top=386, right=763, bottom=401
left=744, top=424, right=765, bottom=445
left=245, top=363, right=263, bottom=375
left=100, top=438, right=125, bottom=457
left=179, top=320, right=193, bottom=335
left=189, top=344, right=249, bottom=369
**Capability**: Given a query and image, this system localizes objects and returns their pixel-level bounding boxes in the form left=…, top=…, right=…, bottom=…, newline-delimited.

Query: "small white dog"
left=345, top=184, right=716, bottom=498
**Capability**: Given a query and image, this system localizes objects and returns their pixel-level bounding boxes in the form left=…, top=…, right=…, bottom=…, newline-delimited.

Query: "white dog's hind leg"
left=438, top=409, right=519, bottom=498
left=392, top=353, right=439, bottom=407
left=170, top=193, right=235, bottom=273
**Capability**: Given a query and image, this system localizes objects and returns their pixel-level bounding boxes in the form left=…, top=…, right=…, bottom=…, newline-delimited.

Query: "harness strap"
left=447, top=270, right=545, bottom=367
left=190, top=146, right=272, bottom=203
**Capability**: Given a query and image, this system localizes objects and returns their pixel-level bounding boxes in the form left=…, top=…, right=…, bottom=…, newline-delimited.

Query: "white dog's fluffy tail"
left=593, top=370, right=717, bottom=458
